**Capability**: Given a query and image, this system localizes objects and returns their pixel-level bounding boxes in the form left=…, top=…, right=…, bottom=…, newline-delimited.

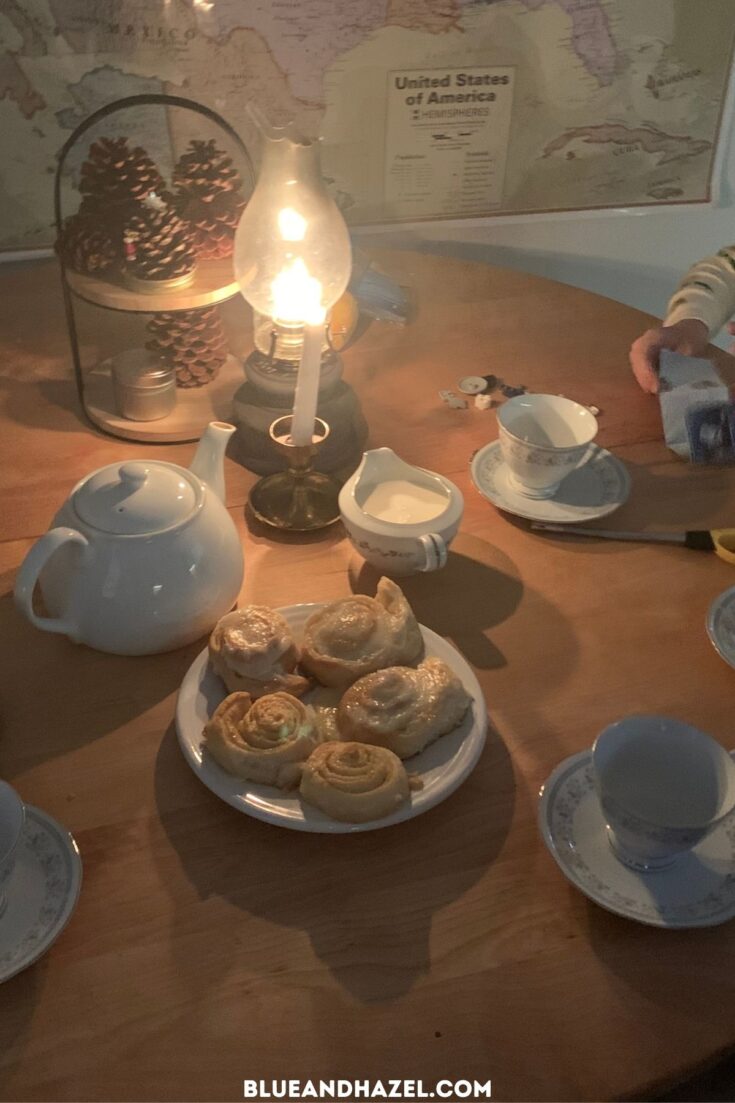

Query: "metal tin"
left=111, top=349, right=177, bottom=422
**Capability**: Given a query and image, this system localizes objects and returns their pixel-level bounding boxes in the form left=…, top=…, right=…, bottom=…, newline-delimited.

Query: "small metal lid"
left=73, top=461, right=197, bottom=535
left=111, top=349, right=175, bottom=389
left=459, top=375, right=488, bottom=395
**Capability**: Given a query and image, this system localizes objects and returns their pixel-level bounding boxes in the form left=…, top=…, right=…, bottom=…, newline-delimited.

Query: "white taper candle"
left=290, top=321, right=324, bottom=446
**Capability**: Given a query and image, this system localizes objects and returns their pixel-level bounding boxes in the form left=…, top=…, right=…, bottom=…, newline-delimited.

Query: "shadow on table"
left=584, top=864, right=735, bottom=992
left=583, top=897, right=735, bottom=1100
left=652, top=1050, right=735, bottom=1102
left=153, top=717, right=516, bottom=1005
left=485, top=457, right=734, bottom=555
left=350, top=531, right=582, bottom=759
left=0, top=582, right=205, bottom=777
left=600, top=458, right=734, bottom=531
left=352, top=533, right=582, bottom=782
left=349, top=533, right=524, bottom=671
left=244, top=502, right=347, bottom=549
left=0, top=368, right=89, bottom=436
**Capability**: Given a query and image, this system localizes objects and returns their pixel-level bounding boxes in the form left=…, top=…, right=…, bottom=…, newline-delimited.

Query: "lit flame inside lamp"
left=233, top=122, right=352, bottom=447
left=271, top=257, right=325, bottom=327
left=273, top=254, right=327, bottom=446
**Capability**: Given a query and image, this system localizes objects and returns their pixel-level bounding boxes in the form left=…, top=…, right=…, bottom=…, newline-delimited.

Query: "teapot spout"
left=189, top=421, right=236, bottom=503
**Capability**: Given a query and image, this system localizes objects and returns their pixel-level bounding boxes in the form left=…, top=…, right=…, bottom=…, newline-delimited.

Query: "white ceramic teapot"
left=14, top=422, right=244, bottom=656
left=339, top=448, right=464, bottom=576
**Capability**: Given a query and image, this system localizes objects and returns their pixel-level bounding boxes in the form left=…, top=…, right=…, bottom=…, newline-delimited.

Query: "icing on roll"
left=337, top=657, right=471, bottom=759
left=204, top=691, right=320, bottom=789
left=300, top=577, right=423, bottom=688
left=300, top=741, right=411, bottom=823
left=209, top=606, right=310, bottom=698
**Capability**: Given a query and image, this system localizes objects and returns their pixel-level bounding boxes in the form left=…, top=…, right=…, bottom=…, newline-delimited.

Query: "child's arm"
left=665, top=247, right=735, bottom=334
left=630, top=247, right=735, bottom=393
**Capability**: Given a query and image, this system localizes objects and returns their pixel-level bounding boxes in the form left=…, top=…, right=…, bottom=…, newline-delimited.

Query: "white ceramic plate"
left=538, top=751, right=735, bottom=928
left=176, top=603, right=488, bottom=833
left=470, top=440, right=630, bottom=523
left=0, top=806, right=82, bottom=982
left=707, top=585, right=735, bottom=670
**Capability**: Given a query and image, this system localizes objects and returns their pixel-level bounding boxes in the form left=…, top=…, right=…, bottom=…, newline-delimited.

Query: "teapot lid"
left=73, top=461, right=199, bottom=535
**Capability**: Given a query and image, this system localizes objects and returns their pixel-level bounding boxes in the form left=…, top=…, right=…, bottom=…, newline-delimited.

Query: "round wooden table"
left=1, top=252, right=735, bottom=1103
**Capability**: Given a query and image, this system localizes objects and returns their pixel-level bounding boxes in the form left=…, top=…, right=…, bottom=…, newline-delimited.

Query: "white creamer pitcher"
left=339, top=448, right=463, bottom=576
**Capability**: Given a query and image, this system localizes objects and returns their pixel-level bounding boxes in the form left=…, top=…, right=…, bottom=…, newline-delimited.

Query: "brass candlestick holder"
left=248, top=415, right=342, bottom=531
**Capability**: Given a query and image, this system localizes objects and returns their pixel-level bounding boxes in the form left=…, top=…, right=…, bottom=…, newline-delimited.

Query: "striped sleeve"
left=664, top=246, right=735, bottom=335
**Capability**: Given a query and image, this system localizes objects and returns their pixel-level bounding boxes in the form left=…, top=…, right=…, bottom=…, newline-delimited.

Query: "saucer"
left=0, top=806, right=82, bottom=982
left=470, top=441, right=630, bottom=523
left=707, top=585, right=735, bottom=669
left=538, top=751, right=735, bottom=928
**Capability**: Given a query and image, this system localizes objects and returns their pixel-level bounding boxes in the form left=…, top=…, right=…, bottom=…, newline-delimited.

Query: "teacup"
left=339, top=448, right=464, bottom=576
left=497, top=394, right=597, bottom=499
left=592, top=715, right=735, bottom=871
left=0, top=781, right=25, bottom=918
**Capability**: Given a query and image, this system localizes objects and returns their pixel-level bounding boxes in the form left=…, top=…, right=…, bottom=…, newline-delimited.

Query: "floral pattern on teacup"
left=599, top=795, right=718, bottom=849
left=501, top=436, right=587, bottom=468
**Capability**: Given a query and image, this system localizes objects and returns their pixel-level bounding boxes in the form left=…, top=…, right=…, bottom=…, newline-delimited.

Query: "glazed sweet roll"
left=300, top=741, right=411, bottom=823
left=337, top=657, right=471, bottom=759
left=209, top=606, right=310, bottom=698
left=300, top=577, right=423, bottom=688
left=204, top=691, right=321, bottom=789
left=313, top=705, right=340, bottom=743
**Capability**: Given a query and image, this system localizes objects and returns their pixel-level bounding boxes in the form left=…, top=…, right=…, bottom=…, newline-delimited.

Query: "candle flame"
left=271, top=258, right=325, bottom=326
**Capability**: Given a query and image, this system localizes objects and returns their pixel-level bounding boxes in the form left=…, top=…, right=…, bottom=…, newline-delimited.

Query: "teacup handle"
left=14, top=527, right=88, bottom=638
left=418, top=533, right=448, bottom=572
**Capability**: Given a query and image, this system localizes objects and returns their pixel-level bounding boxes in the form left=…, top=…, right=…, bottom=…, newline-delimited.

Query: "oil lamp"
left=234, top=120, right=357, bottom=528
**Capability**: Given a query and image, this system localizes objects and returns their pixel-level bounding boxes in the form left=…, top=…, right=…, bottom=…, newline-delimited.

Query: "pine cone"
left=173, top=139, right=247, bottom=260
left=124, top=204, right=197, bottom=282
left=146, top=308, right=229, bottom=388
left=176, top=191, right=246, bottom=259
left=55, top=211, right=119, bottom=274
left=173, top=139, right=241, bottom=200
left=80, top=137, right=165, bottom=208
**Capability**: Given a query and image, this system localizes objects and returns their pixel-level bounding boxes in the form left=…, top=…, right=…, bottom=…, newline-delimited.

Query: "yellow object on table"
left=327, top=290, right=360, bottom=351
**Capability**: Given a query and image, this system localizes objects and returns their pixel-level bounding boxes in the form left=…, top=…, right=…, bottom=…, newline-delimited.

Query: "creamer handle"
left=14, top=527, right=89, bottom=637
left=418, top=533, right=448, bottom=572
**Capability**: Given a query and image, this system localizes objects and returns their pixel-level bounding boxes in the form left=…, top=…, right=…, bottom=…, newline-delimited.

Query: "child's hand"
left=629, top=318, right=709, bottom=394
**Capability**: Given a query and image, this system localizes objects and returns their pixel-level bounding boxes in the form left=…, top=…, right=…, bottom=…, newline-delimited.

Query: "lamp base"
left=232, top=379, right=367, bottom=475
left=249, top=469, right=341, bottom=531
left=244, top=347, right=343, bottom=400
left=231, top=344, right=367, bottom=476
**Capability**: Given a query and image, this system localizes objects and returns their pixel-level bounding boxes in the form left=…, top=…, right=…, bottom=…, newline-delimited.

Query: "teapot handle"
left=14, top=527, right=89, bottom=638
left=418, top=533, right=448, bottom=572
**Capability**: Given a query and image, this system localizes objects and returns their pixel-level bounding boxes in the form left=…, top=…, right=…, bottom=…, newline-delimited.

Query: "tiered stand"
left=55, top=94, right=254, bottom=443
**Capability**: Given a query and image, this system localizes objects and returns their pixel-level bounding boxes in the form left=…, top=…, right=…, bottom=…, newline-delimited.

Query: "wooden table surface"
left=2, top=251, right=735, bottom=1103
